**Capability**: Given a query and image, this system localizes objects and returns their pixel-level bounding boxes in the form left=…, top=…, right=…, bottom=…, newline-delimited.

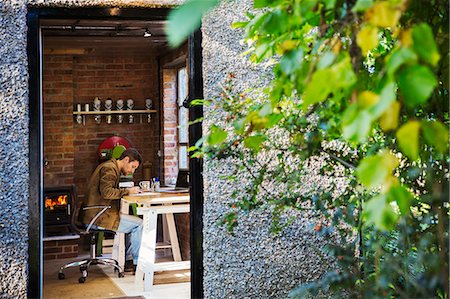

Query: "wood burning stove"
left=44, top=185, right=75, bottom=235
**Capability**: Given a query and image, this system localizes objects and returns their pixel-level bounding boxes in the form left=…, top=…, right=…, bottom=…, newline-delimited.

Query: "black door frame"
left=27, top=7, right=203, bottom=299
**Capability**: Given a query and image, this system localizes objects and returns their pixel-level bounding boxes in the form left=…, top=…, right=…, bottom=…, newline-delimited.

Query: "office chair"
left=58, top=197, right=124, bottom=283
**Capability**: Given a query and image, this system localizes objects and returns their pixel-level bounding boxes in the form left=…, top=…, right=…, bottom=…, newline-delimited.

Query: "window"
left=177, top=67, right=189, bottom=170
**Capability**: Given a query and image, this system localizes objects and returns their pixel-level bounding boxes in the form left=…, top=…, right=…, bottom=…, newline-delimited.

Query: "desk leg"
left=113, top=201, right=130, bottom=271
left=162, top=215, right=170, bottom=256
left=166, top=213, right=182, bottom=262
left=112, top=233, right=125, bottom=270
left=135, top=210, right=157, bottom=292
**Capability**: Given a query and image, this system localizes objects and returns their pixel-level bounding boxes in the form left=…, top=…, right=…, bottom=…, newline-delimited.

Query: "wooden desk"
left=112, top=192, right=190, bottom=291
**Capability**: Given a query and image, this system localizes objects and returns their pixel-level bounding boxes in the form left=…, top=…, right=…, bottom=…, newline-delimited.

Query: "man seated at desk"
left=80, top=148, right=143, bottom=274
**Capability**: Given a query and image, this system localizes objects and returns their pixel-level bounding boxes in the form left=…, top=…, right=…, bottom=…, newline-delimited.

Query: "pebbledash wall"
left=0, top=0, right=330, bottom=298
left=202, top=1, right=332, bottom=298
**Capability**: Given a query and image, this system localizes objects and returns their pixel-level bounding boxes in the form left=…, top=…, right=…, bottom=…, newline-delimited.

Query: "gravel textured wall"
left=202, top=1, right=330, bottom=298
left=0, top=2, right=31, bottom=297
left=0, top=1, right=180, bottom=297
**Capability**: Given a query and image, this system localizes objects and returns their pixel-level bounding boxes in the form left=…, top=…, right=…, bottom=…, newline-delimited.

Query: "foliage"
left=167, top=0, right=449, bottom=298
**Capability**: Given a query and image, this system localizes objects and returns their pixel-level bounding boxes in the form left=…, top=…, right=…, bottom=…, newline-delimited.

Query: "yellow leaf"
left=380, top=101, right=400, bottom=131
left=365, top=1, right=402, bottom=28
left=332, top=38, right=342, bottom=54
left=280, top=40, right=297, bottom=52
left=400, top=29, right=412, bottom=47
left=391, top=27, right=400, bottom=38
left=383, top=175, right=399, bottom=192
left=381, top=150, right=399, bottom=170
left=357, top=26, right=379, bottom=55
left=396, top=120, right=420, bottom=160
left=358, top=90, right=380, bottom=108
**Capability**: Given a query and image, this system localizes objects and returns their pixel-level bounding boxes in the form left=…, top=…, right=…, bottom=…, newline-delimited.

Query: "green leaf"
left=254, top=42, right=272, bottom=62
left=303, top=68, right=332, bottom=107
left=396, top=121, right=420, bottom=160
left=352, top=0, right=373, bottom=12
left=194, top=136, right=204, bottom=148
left=316, top=51, right=336, bottom=70
left=187, top=145, right=198, bottom=152
left=254, top=0, right=280, bottom=8
left=190, top=99, right=210, bottom=106
left=356, top=151, right=399, bottom=188
left=266, top=113, right=283, bottom=128
left=244, top=135, right=266, bottom=153
left=207, top=125, right=228, bottom=146
left=188, top=117, right=204, bottom=126
left=363, top=194, right=398, bottom=230
left=258, top=102, right=272, bottom=117
left=342, top=109, right=372, bottom=143
left=387, top=185, right=413, bottom=216
left=411, top=23, right=441, bottom=66
left=397, top=64, right=437, bottom=108
left=368, top=82, right=396, bottom=118
left=385, top=47, right=418, bottom=76
left=280, top=49, right=303, bottom=75
left=331, top=56, right=358, bottom=87
left=422, top=120, right=449, bottom=154
left=231, top=21, right=248, bottom=29
left=166, top=0, right=219, bottom=47
left=304, top=57, right=356, bottom=108
left=234, top=118, right=246, bottom=134
left=261, top=9, right=290, bottom=35
left=323, top=0, right=337, bottom=10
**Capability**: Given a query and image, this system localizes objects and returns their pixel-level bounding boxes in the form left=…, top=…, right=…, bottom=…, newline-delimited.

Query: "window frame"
left=177, top=66, right=189, bottom=170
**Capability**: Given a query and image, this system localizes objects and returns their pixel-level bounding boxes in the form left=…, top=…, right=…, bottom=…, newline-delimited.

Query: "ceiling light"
left=144, top=28, right=152, bottom=38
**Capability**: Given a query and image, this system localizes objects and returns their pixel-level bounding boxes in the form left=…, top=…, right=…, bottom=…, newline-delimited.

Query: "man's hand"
left=128, top=186, right=141, bottom=195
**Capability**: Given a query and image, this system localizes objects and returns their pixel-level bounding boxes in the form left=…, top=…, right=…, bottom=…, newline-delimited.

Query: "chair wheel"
left=78, top=277, right=86, bottom=283
left=118, top=272, right=125, bottom=278
left=58, top=272, right=65, bottom=280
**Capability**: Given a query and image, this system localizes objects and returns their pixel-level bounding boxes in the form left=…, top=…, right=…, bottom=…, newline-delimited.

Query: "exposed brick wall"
left=43, top=56, right=75, bottom=187
left=43, top=238, right=79, bottom=260
left=72, top=54, right=160, bottom=198
left=162, top=68, right=178, bottom=185
left=159, top=45, right=188, bottom=185
left=160, top=46, right=190, bottom=261
left=43, top=52, right=161, bottom=203
left=43, top=50, right=191, bottom=261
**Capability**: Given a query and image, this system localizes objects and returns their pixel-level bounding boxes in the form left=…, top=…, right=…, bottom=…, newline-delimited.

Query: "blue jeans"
left=117, top=213, right=143, bottom=265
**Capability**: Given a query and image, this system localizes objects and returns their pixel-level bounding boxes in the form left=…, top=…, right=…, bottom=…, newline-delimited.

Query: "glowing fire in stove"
left=45, top=195, right=68, bottom=210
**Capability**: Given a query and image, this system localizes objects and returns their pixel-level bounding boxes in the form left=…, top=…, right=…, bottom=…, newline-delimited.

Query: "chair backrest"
left=70, top=186, right=113, bottom=234
left=69, top=186, right=87, bottom=234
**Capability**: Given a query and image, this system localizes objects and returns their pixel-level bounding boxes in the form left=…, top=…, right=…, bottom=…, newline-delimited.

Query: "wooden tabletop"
left=122, top=191, right=190, bottom=205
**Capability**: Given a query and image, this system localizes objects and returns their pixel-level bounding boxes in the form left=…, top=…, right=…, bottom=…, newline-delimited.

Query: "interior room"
left=41, top=16, right=191, bottom=298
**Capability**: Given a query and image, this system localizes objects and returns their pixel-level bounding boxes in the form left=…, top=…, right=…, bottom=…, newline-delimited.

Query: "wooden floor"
left=43, top=247, right=190, bottom=299
left=43, top=255, right=126, bottom=299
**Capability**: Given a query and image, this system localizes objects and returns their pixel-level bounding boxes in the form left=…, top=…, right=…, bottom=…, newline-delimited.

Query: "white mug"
left=139, top=181, right=151, bottom=191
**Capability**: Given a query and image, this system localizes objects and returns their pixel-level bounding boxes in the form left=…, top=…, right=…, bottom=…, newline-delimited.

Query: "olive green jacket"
left=80, top=159, right=130, bottom=230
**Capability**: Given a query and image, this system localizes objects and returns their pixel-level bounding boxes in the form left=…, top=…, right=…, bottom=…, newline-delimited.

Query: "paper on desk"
left=133, top=191, right=159, bottom=196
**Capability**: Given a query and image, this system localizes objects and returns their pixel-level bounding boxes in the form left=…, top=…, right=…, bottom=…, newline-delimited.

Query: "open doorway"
left=27, top=7, right=203, bottom=299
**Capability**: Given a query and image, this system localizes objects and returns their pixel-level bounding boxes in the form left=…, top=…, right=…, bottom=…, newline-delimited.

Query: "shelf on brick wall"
left=73, top=110, right=157, bottom=115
